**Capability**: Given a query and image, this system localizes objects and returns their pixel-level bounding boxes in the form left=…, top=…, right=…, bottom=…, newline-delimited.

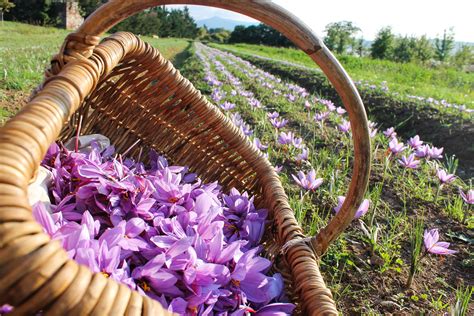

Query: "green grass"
left=0, top=21, right=192, bottom=124
left=212, top=43, right=474, bottom=108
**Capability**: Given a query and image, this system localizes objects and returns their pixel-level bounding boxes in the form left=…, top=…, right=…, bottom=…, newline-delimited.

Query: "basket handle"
left=61, top=0, right=371, bottom=256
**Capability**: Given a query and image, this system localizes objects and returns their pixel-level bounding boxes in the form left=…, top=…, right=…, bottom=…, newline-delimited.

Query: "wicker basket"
left=0, top=1, right=371, bottom=315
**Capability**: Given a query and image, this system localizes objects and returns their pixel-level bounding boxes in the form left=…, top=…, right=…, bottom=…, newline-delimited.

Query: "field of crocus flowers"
left=178, top=43, right=473, bottom=314
left=0, top=22, right=472, bottom=315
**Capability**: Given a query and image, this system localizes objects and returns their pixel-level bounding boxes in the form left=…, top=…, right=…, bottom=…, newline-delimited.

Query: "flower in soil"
left=320, top=99, right=336, bottom=111
left=240, top=123, right=253, bottom=137
left=338, top=119, right=351, bottom=133
left=295, top=148, right=309, bottom=163
left=423, top=229, right=457, bottom=255
left=428, top=146, right=443, bottom=159
left=336, top=106, right=346, bottom=115
left=285, top=93, right=296, bottom=102
left=253, top=138, right=268, bottom=151
left=220, top=101, right=236, bottom=111
left=407, top=135, right=423, bottom=149
left=459, top=188, right=474, bottom=204
left=277, top=131, right=294, bottom=146
left=334, top=196, right=370, bottom=219
left=292, top=169, right=323, bottom=191
left=314, top=111, right=329, bottom=122
left=415, top=144, right=430, bottom=158
left=0, top=305, right=13, bottom=315
left=436, top=169, right=456, bottom=184
left=270, top=118, right=288, bottom=129
left=383, top=127, right=397, bottom=138
left=398, top=153, right=420, bottom=169
left=389, top=137, right=406, bottom=155
left=249, top=98, right=262, bottom=109
left=292, top=137, right=304, bottom=149
left=267, top=111, right=279, bottom=119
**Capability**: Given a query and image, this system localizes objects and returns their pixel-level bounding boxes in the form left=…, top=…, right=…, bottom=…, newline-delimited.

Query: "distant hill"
left=196, top=16, right=257, bottom=30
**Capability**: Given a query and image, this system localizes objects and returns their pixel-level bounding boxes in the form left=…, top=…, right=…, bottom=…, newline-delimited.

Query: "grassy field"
left=0, top=21, right=191, bottom=124
left=212, top=43, right=474, bottom=108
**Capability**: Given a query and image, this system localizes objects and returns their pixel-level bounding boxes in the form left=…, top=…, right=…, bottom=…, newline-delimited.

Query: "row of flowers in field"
left=195, top=43, right=472, bottom=259
left=354, top=79, right=473, bottom=114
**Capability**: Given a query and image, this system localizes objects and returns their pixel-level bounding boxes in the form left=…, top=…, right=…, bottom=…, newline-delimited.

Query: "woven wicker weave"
left=0, top=1, right=371, bottom=315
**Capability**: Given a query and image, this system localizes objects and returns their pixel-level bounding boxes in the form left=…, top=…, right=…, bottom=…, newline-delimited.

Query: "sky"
left=168, top=0, right=473, bottom=42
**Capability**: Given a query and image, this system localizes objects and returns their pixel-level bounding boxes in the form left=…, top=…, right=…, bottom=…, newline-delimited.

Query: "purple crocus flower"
left=428, top=146, right=443, bottom=159
left=240, top=123, right=253, bottom=137
left=267, top=111, right=279, bottom=119
left=270, top=118, right=288, bottom=129
left=292, top=169, right=323, bottom=191
left=407, top=135, right=423, bottom=149
left=338, top=120, right=351, bottom=133
left=398, top=154, right=420, bottom=169
left=253, top=138, right=268, bottom=151
left=274, top=165, right=283, bottom=173
left=383, top=127, right=397, bottom=138
left=389, top=138, right=406, bottom=155
left=334, top=196, right=370, bottom=219
left=249, top=98, right=262, bottom=109
left=436, top=169, right=455, bottom=184
left=459, top=188, right=474, bottom=204
left=415, top=144, right=430, bottom=158
left=220, top=101, right=236, bottom=111
left=0, top=304, right=13, bottom=315
left=336, top=106, right=346, bottom=115
left=304, top=100, right=311, bottom=110
left=277, top=131, right=294, bottom=146
left=292, top=137, right=304, bottom=149
left=314, top=112, right=329, bottom=122
left=423, top=229, right=457, bottom=255
left=295, top=148, right=309, bottom=163
left=285, top=94, right=296, bottom=102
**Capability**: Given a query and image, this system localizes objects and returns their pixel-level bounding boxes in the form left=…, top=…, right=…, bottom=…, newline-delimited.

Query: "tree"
left=78, top=0, right=106, bottom=18
left=434, top=28, right=455, bottom=62
left=412, top=35, right=433, bottom=63
left=0, top=0, right=14, bottom=25
left=323, top=21, right=360, bottom=54
left=392, top=36, right=417, bottom=63
left=451, top=45, right=474, bottom=70
left=371, top=27, right=394, bottom=59
left=229, top=23, right=293, bottom=47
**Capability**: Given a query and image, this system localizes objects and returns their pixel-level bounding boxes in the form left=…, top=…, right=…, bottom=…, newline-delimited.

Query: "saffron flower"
left=292, top=137, right=304, bottom=149
left=436, top=169, right=455, bottom=184
left=383, top=127, right=397, bottom=138
left=423, top=229, right=457, bottom=255
left=389, top=138, right=406, bottom=154
left=252, top=138, right=268, bottom=151
left=304, top=100, right=311, bottom=110
left=398, top=154, right=420, bottom=169
left=459, top=188, right=474, bottom=204
left=428, top=146, right=443, bottom=159
left=336, top=107, right=346, bottom=115
left=334, top=196, right=370, bottom=219
left=338, top=120, right=351, bottom=133
left=27, top=141, right=295, bottom=315
left=277, top=131, right=294, bottom=145
left=274, top=165, right=283, bottom=173
left=407, top=135, right=423, bottom=149
left=270, top=118, right=288, bottom=129
left=415, top=144, right=430, bottom=158
left=314, top=112, right=329, bottom=122
left=295, top=148, right=309, bottom=163
left=292, top=169, right=323, bottom=191
left=220, top=101, right=236, bottom=111
left=267, top=111, right=279, bottom=119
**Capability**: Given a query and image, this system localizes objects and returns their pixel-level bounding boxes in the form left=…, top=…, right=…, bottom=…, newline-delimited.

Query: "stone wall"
left=58, top=1, right=84, bottom=30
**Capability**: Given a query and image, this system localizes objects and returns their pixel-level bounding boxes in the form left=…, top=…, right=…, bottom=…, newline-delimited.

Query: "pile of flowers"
left=22, top=141, right=295, bottom=315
